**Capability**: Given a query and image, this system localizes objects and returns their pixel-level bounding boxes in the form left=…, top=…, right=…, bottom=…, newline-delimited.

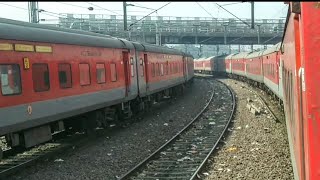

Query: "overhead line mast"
left=28, top=1, right=39, bottom=23
left=251, top=2, right=254, bottom=29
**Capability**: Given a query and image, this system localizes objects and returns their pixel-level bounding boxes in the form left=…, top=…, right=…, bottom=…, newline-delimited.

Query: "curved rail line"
left=0, top=83, right=197, bottom=179
left=119, top=79, right=236, bottom=180
left=0, top=133, right=89, bottom=179
left=243, top=85, right=280, bottom=123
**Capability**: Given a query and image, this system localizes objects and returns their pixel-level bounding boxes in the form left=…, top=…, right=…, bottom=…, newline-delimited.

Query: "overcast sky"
left=0, top=1, right=288, bottom=23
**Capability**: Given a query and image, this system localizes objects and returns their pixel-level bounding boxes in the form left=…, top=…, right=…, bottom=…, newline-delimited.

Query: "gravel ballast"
left=10, top=78, right=212, bottom=180
left=199, top=78, right=294, bottom=180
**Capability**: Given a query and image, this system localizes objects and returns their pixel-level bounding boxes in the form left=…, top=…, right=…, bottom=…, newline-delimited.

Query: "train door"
left=144, top=54, right=149, bottom=89
left=122, top=51, right=130, bottom=96
left=278, top=57, right=284, bottom=99
left=183, top=57, right=187, bottom=80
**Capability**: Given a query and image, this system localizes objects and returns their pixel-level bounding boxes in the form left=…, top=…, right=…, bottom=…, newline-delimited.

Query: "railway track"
left=119, top=79, right=236, bottom=180
left=242, top=85, right=280, bottom=123
left=0, top=87, right=189, bottom=179
left=0, top=132, right=89, bottom=179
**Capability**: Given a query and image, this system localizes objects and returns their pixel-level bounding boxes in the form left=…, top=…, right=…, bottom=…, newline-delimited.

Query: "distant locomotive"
left=194, top=2, right=320, bottom=179
left=0, top=18, right=194, bottom=154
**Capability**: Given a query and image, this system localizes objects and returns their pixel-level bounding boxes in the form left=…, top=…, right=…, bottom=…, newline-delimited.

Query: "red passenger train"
left=0, top=18, right=194, bottom=152
left=194, top=2, right=320, bottom=179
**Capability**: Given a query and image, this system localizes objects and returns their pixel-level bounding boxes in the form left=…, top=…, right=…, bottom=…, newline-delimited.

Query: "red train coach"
left=262, top=42, right=283, bottom=100
left=185, top=55, right=194, bottom=82
left=203, top=56, right=215, bottom=73
left=230, top=52, right=249, bottom=77
left=193, top=57, right=206, bottom=73
left=0, top=23, right=134, bottom=149
left=225, top=54, right=234, bottom=74
left=245, top=50, right=264, bottom=84
left=0, top=18, right=193, bottom=152
left=281, top=2, right=320, bottom=180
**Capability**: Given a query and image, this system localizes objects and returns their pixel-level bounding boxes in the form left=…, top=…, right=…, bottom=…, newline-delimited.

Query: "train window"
left=79, top=63, right=91, bottom=86
left=177, top=63, right=179, bottom=73
left=155, top=63, right=158, bottom=76
left=173, top=63, right=175, bottom=73
left=58, top=63, right=72, bottom=88
left=160, top=64, right=164, bottom=76
left=140, top=58, right=144, bottom=77
left=269, top=64, right=271, bottom=75
left=130, top=57, right=134, bottom=77
left=151, top=63, right=155, bottom=77
left=172, top=63, right=174, bottom=74
left=33, top=63, right=50, bottom=92
left=0, top=64, right=21, bottom=95
left=155, top=63, right=157, bottom=76
left=157, top=63, right=160, bottom=76
left=96, top=63, right=106, bottom=84
left=272, top=64, right=275, bottom=78
left=110, top=63, right=117, bottom=82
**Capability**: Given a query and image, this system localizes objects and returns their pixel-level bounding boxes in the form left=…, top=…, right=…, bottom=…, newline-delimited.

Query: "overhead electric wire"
left=0, top=2, right=28, bottom=11
left=271, top=4, right=288, bottom=19
left=130, top=4, right=156, bottom=11
left=58, top=2, right=149, bottom=13
left=129, top=2, right=144, bottom=7
left=198, top=36, right=215, bottom=44
left=128, top=2, right=171, bottom=30
left=214, top=3, right=250, bottom=27
left=228, top=35, right=245, bottom=43
left=263, top=34, right=280, bottom=44
left=57, top=2, right=90, bottom=9
left=221, top=2, right=244, bottom=7
left=0, top=2, right=66, bottom=20
left=195, top=2, right=214, bottom=18
left=86, top=2, right=121, bottom=15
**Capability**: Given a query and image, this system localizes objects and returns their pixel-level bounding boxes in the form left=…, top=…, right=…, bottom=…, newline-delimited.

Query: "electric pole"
left=28, top=1, right=39, bottom=23
left=251, top=1, right=254, bottom=29
left=123, top=1, right=127, bottom=31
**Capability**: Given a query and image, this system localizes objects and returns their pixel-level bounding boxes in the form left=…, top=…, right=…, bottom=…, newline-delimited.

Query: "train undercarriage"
left=1, top=79, right=193, bottom=159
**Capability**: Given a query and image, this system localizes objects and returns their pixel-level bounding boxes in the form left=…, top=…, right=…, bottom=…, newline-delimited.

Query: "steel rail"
left=119, top=78, right=236, bottom=180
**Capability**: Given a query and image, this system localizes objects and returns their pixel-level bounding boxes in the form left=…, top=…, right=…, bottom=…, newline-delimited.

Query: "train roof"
left=246, top=50, right=264, bottom=59
left=182, top=52, right=193, bottom=58
left=130, top=41, right=185, bottom=56
left=205, top=56, right=215, bottom=60
left=0, top=17, right=116, bottom=40
left=0, top=17, right=187, bottom=56
left=225, top=54, right=235, bottom=59
left=0, top=18, right=129, bottom=49
left=231, top=51, right=250, bottom=60
left=197, top=57, right=207, bottom=61
left=212, top=54, right=228, bottom=60
left=262, top=42, right=281, bottom=55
